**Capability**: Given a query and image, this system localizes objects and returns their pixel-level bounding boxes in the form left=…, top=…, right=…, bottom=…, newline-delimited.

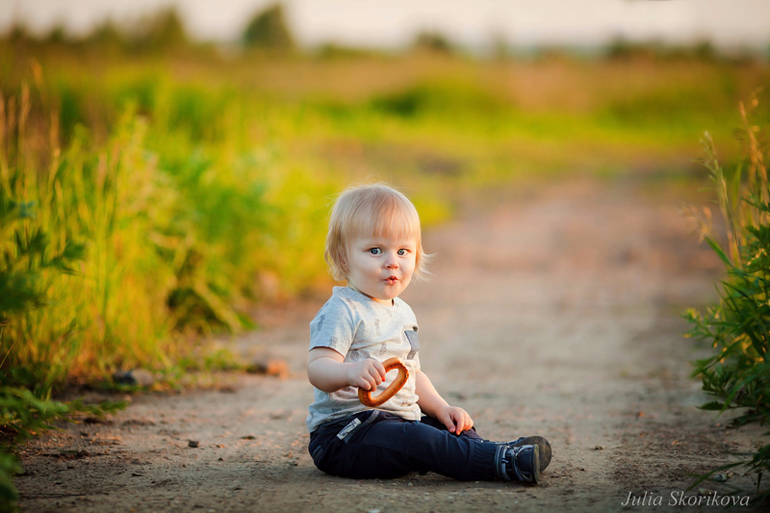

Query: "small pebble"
left=594, top=445, right=604, bottom=450
left=188, top=440, right=199, bottom=448
left=713, top=473, right=728, bottom=482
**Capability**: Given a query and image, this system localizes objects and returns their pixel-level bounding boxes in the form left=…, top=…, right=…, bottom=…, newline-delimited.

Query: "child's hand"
left=347, top=358, right=386, bottom=391
left=437, top=406, right=474, bottom=435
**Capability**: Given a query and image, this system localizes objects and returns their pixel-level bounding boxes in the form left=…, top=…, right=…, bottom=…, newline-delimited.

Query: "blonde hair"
left=325, top=183, right=430, bottom=282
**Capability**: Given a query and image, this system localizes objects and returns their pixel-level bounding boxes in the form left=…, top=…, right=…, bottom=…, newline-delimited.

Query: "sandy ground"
left=16, top=177, right=766, bottom=512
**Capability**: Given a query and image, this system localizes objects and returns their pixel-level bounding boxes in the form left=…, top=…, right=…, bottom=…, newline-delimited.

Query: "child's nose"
left=385, top=254, right=399, bottom=268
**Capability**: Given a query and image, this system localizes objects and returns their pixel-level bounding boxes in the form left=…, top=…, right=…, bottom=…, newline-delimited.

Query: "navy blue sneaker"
left=509, top=436, right=551, bottom=472
left=496, top=443, right=540, bottom=484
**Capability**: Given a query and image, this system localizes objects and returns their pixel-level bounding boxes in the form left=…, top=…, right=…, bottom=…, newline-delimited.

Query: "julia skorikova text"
left=621, top=491, right=750, bottom=507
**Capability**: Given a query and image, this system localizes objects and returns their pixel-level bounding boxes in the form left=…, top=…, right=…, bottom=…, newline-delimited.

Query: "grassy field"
left=1, top=37, right=768, bottom=391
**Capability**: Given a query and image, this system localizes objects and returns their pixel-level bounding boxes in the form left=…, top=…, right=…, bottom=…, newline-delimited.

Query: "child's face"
left=345, top=234, right=417, bottom=305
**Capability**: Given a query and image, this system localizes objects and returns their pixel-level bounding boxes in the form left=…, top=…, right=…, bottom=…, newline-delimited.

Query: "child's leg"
left=309, top=411, right=500, bottom=481
left=419, top=416, right=552, bottom=472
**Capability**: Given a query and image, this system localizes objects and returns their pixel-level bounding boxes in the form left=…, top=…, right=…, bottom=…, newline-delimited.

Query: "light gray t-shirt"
left=306, top=286, right=422, bottom=433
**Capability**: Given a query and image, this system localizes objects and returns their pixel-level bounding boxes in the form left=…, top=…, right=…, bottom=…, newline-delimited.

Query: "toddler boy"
left=306, top=183, right=551, bottom=483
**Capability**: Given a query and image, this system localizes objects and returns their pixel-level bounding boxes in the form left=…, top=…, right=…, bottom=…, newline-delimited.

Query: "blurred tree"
left=692, top=40, right=716, bottom=61
left=86, top=20, right=125, bottom=51
left=605, top=36, right=659, bottom=60
left=118, top=8, right=188, bottom=53
left=243, top=3, right=295, bottom=51
left=142, top=8, right=188, bottom=50
left=413, top=31, right=455, bottom=54
left=43, top=24, right=66, bottom=45
left=606, top=36, right=636, bottom=59
left=6, top=23, right=30, bottom=44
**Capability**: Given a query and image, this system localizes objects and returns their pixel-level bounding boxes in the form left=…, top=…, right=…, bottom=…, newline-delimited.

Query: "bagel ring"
left=358, top=357, right=408, bottom=407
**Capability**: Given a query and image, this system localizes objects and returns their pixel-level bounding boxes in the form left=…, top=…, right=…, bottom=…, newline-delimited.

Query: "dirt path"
left=17, top=178, right=763, bottom=512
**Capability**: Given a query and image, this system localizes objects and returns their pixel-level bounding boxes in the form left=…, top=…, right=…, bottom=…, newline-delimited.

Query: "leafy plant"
left=685, top=95, right=770, bottom=505
left=0, top=173, right=130, bottom=510
left=0, top=390, right=62, bottom=513
left=0, top=449, right=21, bottom=511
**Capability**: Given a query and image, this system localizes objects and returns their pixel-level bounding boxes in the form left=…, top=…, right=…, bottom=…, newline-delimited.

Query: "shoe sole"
left=532, top=445, right=540, bottom=484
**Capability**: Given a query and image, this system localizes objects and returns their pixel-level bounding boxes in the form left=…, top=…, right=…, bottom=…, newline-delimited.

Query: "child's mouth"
left=385, top=277, right=398, bottom=285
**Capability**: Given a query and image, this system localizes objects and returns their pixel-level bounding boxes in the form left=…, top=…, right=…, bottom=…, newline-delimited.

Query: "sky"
left=2, top=0, right=770, bottom=50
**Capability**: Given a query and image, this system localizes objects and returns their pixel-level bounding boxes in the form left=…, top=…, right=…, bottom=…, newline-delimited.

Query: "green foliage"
left=0, top=195, right=84, bottom=324
left=0, top=64, right=341, bottom=386
left=243, top=3, right=295, bottom=50
left=685, top=97, right=770, bottom=505
left=0, top=387, right=54, bottom=512
left=0, top=387, right=69, bottom=440
left=0, top=450, right=20, bottom=511
left=603, top=86, right=728, bottom=127
left=369, top=80, right=509, bottom=119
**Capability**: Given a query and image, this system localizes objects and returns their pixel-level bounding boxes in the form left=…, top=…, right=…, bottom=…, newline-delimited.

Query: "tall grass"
left=0, top=76, right=340, bottom=387
left=685, top=95, right=770, bottom=505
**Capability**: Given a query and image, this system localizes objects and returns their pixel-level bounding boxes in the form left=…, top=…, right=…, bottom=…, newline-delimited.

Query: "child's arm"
left=416, top=370, right=474, bottom=434
left=307, top=347, right=387, bottom=393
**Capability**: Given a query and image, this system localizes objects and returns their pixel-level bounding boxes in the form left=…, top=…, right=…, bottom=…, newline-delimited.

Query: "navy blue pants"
left=308, top=410, right=500, bottom=481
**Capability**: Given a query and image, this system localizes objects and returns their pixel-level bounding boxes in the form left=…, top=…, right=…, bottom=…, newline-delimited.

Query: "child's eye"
left=369, top=248, right=382, bottom=255
left=397, top=249, right=408, bottom=256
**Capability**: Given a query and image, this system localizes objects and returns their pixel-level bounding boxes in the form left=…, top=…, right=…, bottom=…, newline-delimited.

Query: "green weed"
left=685, top=95, right=770, bottom=506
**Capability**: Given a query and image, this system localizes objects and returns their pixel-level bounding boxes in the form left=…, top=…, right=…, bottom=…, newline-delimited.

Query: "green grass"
left=685, top=97, right=770, bottom=506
